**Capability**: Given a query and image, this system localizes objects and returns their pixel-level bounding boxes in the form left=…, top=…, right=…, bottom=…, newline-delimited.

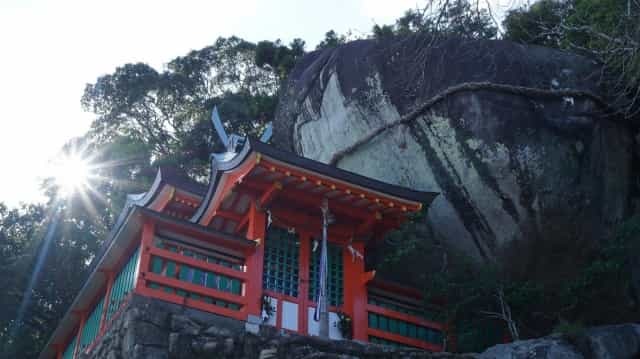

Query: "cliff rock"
left=273, top=36, right=633, bottom=260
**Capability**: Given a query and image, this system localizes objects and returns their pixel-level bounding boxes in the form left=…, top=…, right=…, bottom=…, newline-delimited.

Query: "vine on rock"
left=328, top=81, right=612, bottom=166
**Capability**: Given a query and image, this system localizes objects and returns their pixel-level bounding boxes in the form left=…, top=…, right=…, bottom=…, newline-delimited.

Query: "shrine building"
left=39, top=137, right=442, bottom=359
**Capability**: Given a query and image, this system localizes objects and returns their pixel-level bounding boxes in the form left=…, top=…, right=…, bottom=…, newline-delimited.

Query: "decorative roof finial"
left=210, top=106, right=273, bottom=154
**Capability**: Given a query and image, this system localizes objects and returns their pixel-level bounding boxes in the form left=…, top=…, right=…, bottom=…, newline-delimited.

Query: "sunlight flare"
left=50, top=154, right=91, bottom=197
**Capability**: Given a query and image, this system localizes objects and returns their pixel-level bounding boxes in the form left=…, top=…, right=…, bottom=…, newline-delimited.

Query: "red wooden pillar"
left=343, top=241, right=368, bottom=341
left=72, top=312, right=87, bottom=359
left=98, top=271, right=115, bottom=335
left=298, top=232, right=311, bottom=334
left=136, top=219, right=156, bottom=290
left=245, top=201, right=266, bottom=318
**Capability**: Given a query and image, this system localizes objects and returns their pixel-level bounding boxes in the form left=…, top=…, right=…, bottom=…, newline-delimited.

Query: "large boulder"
left=478, top=324, right=640, bottom=359
left=274, top=36, right=633, bottom=261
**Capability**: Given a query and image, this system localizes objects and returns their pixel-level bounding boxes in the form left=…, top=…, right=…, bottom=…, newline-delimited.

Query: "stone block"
left=170, top=314, right=201, bottom=336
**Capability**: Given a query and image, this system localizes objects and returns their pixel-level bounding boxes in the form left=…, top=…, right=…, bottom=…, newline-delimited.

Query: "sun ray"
left=49, top=154, right=91, bottom=198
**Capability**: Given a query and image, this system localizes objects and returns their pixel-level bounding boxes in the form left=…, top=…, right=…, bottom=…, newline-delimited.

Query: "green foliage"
left=503, top=0, right=631, bottom=49
left=502, top=0, right=565, bottom=47
left=82, top=36, right=287, bottom=182
left=0, top=203, right=46, bottom=331
left=2, top=35, right=293, bottom=358
left=7, top=2, right=639, bottom=357
left=255, top=39, right=305, bottom=81
left=0, top=202, right=100, bottom=358
left=316, top=30, right=347, bottom=50
left=503, top=0, right=640, bottom=118
left=372, top=24, right=395, bottom=40
left=372, top=1, right=497, bottom=40
left=382, top=213, right=640, bottom=352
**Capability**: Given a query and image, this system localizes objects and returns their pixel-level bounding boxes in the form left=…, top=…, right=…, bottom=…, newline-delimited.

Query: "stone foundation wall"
left=81, top=295, right=467, bottom=359
left=82, top=294, right=640, bottom=359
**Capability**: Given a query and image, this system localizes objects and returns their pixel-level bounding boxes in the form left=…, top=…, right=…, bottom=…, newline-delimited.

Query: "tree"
left=316, top=30, right=347, bottom=50
left=503, top=0, right=640, bottom=120
left=0, top=203, right=46, bottom=332
left=373, top=1, right=498, bottom=40
left=503, top=0, right=565, bottom=47
left=82, top=36, right=283, bottom=180
left=255, top=39, right=306, bottom=81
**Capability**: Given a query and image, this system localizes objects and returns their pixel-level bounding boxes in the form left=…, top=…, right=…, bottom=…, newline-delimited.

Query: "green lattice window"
left=106, top=248, right=140, bottom=321
left=309, top=240, right=343, bottom=306
left=368, top=312, right=443, bottom=345
left=79, top=296, right=104, bottom=351
left=262, top=227, right=299, bottom=297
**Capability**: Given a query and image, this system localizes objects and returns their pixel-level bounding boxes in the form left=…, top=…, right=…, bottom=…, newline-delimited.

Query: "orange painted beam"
left=136, top=286, right=247, bottom=321
left=343, top=241, right=367, bottom=341
left=136, top=220, right=156, bottom=290
left=269, top=206, right=355, bottom=239
left=244, top=201, right=266, bottom=317
left=144, top=272, right=246, bottom=305
left=145, top=215, right=255, bottom=255
left=234, top=212, right=250, bottom=235
left=256, top=160, right=422, bottom=212
left=257, top=181, right=282, bottom=209
left=245, top=183, right=408, bottom=235
left=242, top=179, right=377, bottom=222
left=148, top=247, right=248, bottom=281
left=149, top=185, right=176, bottom=212
left=367, top=328, right=443, bottom=352
left=303, top=301, right=341, bottom=313
left=98, top=271, right=114, bottom=335
left=199, top=153, right=259, bottom=226
left=262, top=290, right=300, bottom=304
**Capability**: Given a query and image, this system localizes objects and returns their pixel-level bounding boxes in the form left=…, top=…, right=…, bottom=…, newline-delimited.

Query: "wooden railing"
left=366, top=301, right=444, bottom=352
left=137, top=236, right=248, bottom=321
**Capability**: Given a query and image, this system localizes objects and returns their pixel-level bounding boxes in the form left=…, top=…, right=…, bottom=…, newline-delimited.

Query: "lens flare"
left=50, top=154, right=90, bottom=196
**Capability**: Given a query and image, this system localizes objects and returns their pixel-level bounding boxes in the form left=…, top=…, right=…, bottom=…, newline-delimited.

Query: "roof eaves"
left=138, top=206, right=257, bottom=248
left=248, top=138, right=438, bottom=206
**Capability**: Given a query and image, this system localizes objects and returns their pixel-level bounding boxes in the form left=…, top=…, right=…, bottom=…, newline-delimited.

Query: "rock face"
left=478, top=324, right=640, bottom=359
left=274, top=36, right=633, bottom=260
left=83, top=295, right=640, bottom=359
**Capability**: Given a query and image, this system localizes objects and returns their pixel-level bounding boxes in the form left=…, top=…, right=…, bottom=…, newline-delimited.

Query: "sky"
left=0, top=0, right=518, bottom=208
